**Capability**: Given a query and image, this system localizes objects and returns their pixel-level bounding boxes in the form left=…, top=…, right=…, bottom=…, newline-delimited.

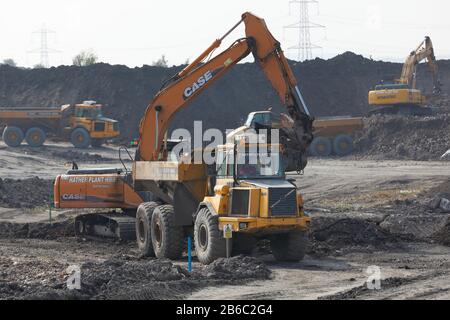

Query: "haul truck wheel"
left=333, top=134, right=354, bottom=156
left=71, top=128, right=91, bottom=149
left=136, top=202, right=159, bottom=257
left=194, top=207, right=228, bottom=265
left=91, top=139, right=105, bottom=148
left=310, top=137, right=332, bottom=157
left=151, top=205, right=183, bottom=260
left=25, top=127, right=46, bottom=147
left=2, top=126, right=24, bottom=147
left=232, top=233, right=256, bottom=255
left=270, top=231, right=308, bottom=262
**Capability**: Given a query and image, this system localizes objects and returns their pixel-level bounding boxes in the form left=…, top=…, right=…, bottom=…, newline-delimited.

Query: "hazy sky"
left=0, top=0, right=449, bottom=68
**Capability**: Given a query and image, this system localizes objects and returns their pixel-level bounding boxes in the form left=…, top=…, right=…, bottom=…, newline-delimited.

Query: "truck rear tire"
left=2, top=126, right=24, bottom=147
left=91, top=139, right=104, bottom=148
left=310, top=137, right=332, bottom=157
left=270, top=231, right=308, bottom=262
left=71, top=128, right=91, bottom=149
left=194, top=207, right=228, bottom=265
left=136, top=202, right=159, bottom=257
left=333, top=134, right=354, bottom=156
left=25, top=127, right=46, bottom=147
left=151, top=205, right=184, bottom=260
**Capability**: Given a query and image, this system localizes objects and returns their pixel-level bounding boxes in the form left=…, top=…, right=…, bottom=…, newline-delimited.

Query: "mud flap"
left=173, top=183, right=198, bottom=226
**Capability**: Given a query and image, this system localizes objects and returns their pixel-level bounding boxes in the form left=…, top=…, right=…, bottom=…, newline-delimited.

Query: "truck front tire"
left=2, top=126, right=24, bottom=147
left=333, top=134, right=354, bottom=156
left=194, top=207, right=228, bottom=265
left=151, top=205, right=184, bottom=260
left=136, top=202, right=159, bottom=257
left=71, top=128, right=91, bottom=149
left=270, top=231, right=308, bottom=262
left=25, top=127, right=46, bottom=147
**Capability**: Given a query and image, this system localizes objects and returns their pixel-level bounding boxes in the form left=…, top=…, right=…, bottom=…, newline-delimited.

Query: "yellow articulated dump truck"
left=0, top=101, right=119, bottom=148
left=309, top=116, right=364, bottom=157
left=243, top=111, right=363, bottom=158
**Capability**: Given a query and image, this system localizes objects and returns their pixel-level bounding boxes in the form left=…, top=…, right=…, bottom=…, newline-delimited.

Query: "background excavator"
left=368, top=36, right=441, bottom=116
left=55, top=12, right=314, bottom=264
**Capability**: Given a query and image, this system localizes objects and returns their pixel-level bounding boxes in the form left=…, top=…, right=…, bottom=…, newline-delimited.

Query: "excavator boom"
left=398, top=36, right=440, bottom=92
left=137, top=12, right=313, bottom=163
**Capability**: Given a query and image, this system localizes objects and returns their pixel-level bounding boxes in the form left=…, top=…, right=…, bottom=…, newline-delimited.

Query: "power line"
left=28, top=25, right=60, bottom=67
left=284, top=0, right=325, bottom=61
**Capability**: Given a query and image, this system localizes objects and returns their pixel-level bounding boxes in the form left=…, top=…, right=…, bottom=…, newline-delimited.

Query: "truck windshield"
left=76, top=108, right=103, bottom=119
left=236, top=150, right=284, bottom=179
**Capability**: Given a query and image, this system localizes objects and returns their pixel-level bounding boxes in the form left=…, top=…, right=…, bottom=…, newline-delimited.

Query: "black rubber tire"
left=2, top=126, right=24, bottom=147
left=91, top=139, right=104, bottom=148
left=232, top=233, right=257, bottom=255
left=333, top=134, right=354, bottom=156
left=136, top=202, right=159, bottom=257
left=270, top=231, right=308, bottom=262
left=70, top=128, right=91, bottom=149
left=194, top=207, right=228, bottom=265
left=151, top=205, right=184, bottom=260
left=310, top=137, right=332, bottom=157
left=25, top=127, right=46, bottom=147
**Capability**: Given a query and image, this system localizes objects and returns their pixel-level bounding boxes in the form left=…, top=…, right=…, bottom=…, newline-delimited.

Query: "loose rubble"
left=0, top=177, right=53, bottom=208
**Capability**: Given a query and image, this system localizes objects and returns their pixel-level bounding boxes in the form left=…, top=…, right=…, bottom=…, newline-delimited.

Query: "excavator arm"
left=398, top=36, right=441, bottom=93
left=137, top=12, right=313, bottom=164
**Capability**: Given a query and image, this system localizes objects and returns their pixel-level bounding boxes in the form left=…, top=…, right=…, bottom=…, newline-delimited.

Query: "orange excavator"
left=55, top=12, right=314, bottom=264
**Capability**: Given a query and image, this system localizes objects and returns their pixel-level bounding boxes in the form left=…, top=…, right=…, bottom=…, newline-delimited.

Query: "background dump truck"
left=310, top=117, right=363, bottom=157
left=0, top=101, right=119, bottom=148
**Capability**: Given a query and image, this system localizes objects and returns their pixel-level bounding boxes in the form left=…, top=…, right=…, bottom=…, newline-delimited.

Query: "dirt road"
left=1, top=142, right=450, bottom=299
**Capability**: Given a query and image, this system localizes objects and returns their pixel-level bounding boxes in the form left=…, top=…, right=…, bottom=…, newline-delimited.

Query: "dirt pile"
left=354, top=114, right=450, bottom=160
left=0, top=220, right=73, bottom=239
left=0, top=253, right=271, bottom=300
left=0, top=177, right=53, bottom=208
left=2, top=53, right=449, bottom=142
left=309, top=216, right=403, bottom=256
left=50, top=150, right=108, bottom=163
left=203, top=255, right=271, bottom=280
left=320, top=276, right=417, bottom=300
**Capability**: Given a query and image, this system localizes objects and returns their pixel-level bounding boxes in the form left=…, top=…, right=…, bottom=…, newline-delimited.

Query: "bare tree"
left=72, top=50, right=98, bottom=66
left=152, top=55, right=168, bottom=68
left=2, top=59, right=17, bottom=67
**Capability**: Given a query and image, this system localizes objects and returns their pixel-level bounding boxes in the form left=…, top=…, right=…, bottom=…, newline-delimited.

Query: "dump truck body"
left=244, top=111, right=363, bottom=158
left=0, top=101, right=120, bottom=148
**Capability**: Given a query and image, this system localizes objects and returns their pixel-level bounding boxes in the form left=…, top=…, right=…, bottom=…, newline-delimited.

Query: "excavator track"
left=74, top=213, right=136, bottom=241
left=367, top=105, right=433, bottom=117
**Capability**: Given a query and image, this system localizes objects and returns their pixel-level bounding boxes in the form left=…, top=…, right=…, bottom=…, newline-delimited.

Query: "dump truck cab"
left=187, top=132, right=310, bottom=264
left=63, top=101, right=120, bottom=148
left=202, top=133, right=310, bottom=233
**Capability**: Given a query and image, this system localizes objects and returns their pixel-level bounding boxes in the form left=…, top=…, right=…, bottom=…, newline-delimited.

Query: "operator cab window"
left=216, top=150, right=226, bottom=177
left=216, top=150, right=234, bottom=178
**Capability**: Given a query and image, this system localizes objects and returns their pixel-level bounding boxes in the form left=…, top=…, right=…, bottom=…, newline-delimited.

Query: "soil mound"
left=354, top=114, right=450, bottom=160
left=0, top=220, right=73, bottom=239
left=2, top=53, right=449, bottom=143
left=0, top=177, right=53, bottom=208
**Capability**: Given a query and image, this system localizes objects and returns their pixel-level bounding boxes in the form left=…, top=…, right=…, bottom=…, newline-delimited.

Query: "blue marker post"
left=187, top=236, right=192, bottom=272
